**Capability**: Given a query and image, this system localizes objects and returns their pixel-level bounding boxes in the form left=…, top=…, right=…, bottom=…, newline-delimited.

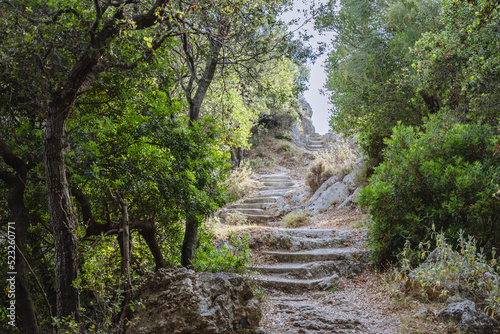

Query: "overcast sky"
left=281, top=0, right=335, bottom=134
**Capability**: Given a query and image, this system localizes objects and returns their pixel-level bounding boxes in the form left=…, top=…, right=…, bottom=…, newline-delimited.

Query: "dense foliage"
left=319, top=0, right=500, bottom=263
left=360, top=113, right=500, bottom=263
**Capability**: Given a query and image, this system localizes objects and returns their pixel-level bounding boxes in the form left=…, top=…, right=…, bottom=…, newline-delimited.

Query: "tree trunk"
left=44, top=105, right=80, bottom=321
left=139, top=229, right=165, bottom=270
left=181, top=36, right=223, bottom=267
left=0, top=138, right=40, bottom=333
left=7, top=176, right=40, bottom=333
left=181, top=215, right=199, bottom=268
left=188, top=37, right=222, bottom=124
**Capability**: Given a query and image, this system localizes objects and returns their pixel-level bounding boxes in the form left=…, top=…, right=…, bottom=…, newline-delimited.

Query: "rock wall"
left=127, top=266, right=261, bottom=334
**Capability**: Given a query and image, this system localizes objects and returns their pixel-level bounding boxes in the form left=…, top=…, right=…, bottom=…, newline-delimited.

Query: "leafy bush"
left=275, top=131, right=293, bottom=142
left=194, top=227, right=251, bottom=274
left=281, top=211, right=311, bottom=228
left=360, top=112, right=500, bottom=263
left=397, top=229, right=500, bottom=317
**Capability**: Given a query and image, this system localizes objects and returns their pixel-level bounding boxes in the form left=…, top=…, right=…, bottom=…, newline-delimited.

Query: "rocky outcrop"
left=292, top=99, right=316, bottom=148
left=436, top=300, right=500, bottom=334
left=297, top=172, right=357, bottom=214
left=127, top=267, right=261, bottom=334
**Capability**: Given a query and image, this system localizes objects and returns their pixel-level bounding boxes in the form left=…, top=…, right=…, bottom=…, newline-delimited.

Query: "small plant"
left=194, top=228, right=252, bottom=274
left=329, top=283, right=341, bottom=293
left=275, top=131, right=293, bottom=142
left=224, top=212, right=248, bottom=225
left=227, top=166, right=259, bottom=201
left=246, top=157, right=275, bottom=171
left=397, top=228, right=500, bottom=317
left=244, top=271, right=269, bottom=301
left=281, top=211, right=311, bottom=228
left=276, top=140, right=296, bottom=156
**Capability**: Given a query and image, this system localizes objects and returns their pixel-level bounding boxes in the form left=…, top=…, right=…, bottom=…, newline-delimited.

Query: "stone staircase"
left=249, top=228, right=368, bottom=292
left=249, top=227, right=374, bottom=333
left=224, top=174, right=296, bottom=222
left=306, top=134, right=326, bottom=151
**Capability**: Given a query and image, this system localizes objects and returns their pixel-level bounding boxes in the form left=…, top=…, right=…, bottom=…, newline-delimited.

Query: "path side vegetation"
left=318, top=0, right=500, bottom=263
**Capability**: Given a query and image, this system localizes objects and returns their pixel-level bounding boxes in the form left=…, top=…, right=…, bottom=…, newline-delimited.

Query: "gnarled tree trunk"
left=44, top=103, right=81, bottom=321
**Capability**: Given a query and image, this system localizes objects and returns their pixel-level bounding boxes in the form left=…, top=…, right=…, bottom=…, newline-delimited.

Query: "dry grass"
left=227, top=166, right=261, bottom=201
left=305, top=158, right=336, bottom=193
left=281, top=211, right=311, bottom=228
left=245, top=134, right=313, bottom=175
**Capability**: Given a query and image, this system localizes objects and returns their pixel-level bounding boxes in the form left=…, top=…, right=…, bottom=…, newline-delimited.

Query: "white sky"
left=281, top=0, right=335, bottom=135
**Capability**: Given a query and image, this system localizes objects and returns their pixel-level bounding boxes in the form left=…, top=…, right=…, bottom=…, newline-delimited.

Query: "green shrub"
left=275, top=131, right=293, bottom=142
left=360, top=112, right=500, bottom=263
left=194, top=227, right=251, bottom=274
left=281, top=211, right=311, bottom=228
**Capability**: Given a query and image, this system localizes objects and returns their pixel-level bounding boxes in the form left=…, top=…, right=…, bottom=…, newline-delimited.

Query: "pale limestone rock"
left=128, top=266, right=261, bottom=334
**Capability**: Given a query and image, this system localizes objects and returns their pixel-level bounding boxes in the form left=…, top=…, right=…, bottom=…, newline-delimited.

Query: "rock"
left=297, top=175, right=339, bottom=211
left=317, top=274, right=340, bottom=290
left=413, top=307, right=430, bottom=319
left=338, top=187, right=361, bottom=209
left=436, top=300, right=500, bottom=334
left=342, top=171, right=357, bottom=191
left=306, top=181, right=350, bottom=214
left=288, top=186, right=311, bottom=207
left=292, top=99, right=315, bottom=148
left=128, top=266, right=261, bottom=334
left=254, top=327, right=266, bottom=334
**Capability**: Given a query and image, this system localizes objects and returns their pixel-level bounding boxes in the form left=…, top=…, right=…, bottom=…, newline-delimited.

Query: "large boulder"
left=436, top=300, right=500, bottom=334
left=338, top=187, right=361, bottom=210
left=127, top=266, right=261, bottom=334
left=297, top=175, right=350, bottom=214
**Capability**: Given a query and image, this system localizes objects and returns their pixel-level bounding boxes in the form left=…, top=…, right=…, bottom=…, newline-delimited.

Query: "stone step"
left=242, top=214, right=275, bottom=222
left=242, top=196, right=280, bottom=204
left=262, top=181, right=295, bottom=187
left=260, top=186, right=295, bottom=192
left=260, top=189, right=295, bottom=196
left=250, top=261, right=339, bottom=279
left=260, top=175, right=292, bottom=182
left=255, top=275, right=324, bottom=291
left=307, top=144, right=324, bottom=148
left=225, top=208, right=266, bottom=215
left=263, top=248, right=366, bottom=263
left=275, top=236, right=349, bottom=251
left=227, top=202, right=269, bottom=210
left=277, top=228, right=337, bottom=238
